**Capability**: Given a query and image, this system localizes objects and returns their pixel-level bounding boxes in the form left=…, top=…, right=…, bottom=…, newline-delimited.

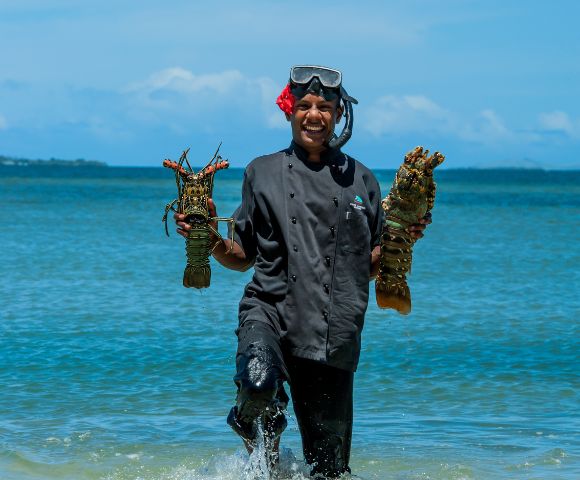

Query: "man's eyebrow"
left=296, top=99, right=334, bottom=107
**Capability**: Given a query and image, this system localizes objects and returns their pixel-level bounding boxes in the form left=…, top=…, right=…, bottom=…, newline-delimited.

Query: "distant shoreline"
left=1, top=156, right=578, bottom=171
left=0, top=155, right=107, bottom=167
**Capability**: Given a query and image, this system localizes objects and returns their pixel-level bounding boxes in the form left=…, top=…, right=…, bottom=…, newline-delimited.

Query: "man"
left=175, top=66, right=429, bottom=478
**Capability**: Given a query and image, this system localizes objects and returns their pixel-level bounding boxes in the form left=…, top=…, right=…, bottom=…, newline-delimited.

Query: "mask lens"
left=291, top=66, right=315, bottom=85
left=290, top=66, right=342, bottom=88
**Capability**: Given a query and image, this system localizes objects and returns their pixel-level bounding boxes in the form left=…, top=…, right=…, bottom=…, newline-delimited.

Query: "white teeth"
left=304, top=125, right=324, bottom=132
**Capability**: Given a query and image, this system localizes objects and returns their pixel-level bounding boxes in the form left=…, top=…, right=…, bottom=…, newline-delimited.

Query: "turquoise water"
left=1, top=166, right=579, bottom=480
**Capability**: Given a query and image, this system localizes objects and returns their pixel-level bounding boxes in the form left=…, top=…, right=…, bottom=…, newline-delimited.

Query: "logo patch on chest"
left=349, top=195, right=366, bottom=211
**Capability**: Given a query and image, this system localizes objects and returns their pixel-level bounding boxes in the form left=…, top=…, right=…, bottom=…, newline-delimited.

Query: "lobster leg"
left=213, top=217, right=235, bottom=253
left=205, top=222, right=224, bottom=253
left=205, top=220, right=233, bottom=255
left=162, top=199, right=179, bottom=237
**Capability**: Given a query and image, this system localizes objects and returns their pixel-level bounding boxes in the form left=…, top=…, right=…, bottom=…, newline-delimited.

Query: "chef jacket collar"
left=288, top=141, right=345, bottom=169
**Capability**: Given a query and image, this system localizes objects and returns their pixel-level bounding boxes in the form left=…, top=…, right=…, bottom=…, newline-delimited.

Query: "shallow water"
left=0, top=166, right=579, bottom=479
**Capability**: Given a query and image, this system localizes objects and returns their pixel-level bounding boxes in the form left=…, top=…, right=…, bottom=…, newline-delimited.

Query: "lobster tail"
left=376, top=227, right=414, bottom=315
left=376, top=277, right=411, bottom=314
left=183, top=264, right=211, bottom=289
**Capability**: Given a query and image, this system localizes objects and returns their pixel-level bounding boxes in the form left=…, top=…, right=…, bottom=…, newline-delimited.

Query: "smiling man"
left=175, top=66, right=429, bottom=478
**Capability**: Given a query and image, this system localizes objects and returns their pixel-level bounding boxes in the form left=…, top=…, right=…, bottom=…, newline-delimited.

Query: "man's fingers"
left=208, top=198, right=217, bottom=217
left=174, top=213, right=191, bottom=233
left=176, top=221, right=191, bottom=231
left=420, top=212, right=433, bottom=225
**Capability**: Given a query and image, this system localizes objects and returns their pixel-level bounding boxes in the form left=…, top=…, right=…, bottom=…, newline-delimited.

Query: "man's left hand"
left=407, top=212, right=432, bottom=240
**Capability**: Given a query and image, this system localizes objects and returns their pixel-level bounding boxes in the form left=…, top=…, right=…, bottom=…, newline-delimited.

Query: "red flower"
left=276, top=83, right=295, bottom=115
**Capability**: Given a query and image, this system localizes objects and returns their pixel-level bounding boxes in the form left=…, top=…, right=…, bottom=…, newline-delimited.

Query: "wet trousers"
left=227, top=320, right=354, bottom=478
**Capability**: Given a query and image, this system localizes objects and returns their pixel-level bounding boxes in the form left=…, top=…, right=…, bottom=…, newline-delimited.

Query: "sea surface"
left=0, top=165, right=578, bottom=480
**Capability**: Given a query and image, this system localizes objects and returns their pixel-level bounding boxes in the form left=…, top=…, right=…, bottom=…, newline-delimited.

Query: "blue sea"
left=0, top=165, right=578, bottom=480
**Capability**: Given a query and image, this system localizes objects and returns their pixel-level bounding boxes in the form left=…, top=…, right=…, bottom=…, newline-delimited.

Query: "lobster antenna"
left=176, top=148, right=190, bottom=202
left=177, top=148, right=189, bottom=168
left=182, top=148, right=194, bottom=172
left=203, top=142, right=222, bottom=170
left=212, top=142, right=222, bottom=162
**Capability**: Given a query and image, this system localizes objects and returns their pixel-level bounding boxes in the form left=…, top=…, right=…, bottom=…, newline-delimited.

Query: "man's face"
left=287, top=94, right=343, bottom=153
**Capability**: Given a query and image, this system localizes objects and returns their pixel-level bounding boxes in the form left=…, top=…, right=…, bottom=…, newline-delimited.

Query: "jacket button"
left=288, top=163, right=293, bottom=169
left=323, top=311, right=328, bottom=319
left=291, top=217, right=297, bottom=224
left=291, top=275, right=297, bottom=282
left=324, top=284, right=329, bottom=293
left=293, top=245, right=298, bottom=252
left=329, top=226, right=335, bottom=236
left=333, top=197, right=338, bottom=206
left=290, top=192, right=295, bottom=198
left=325, top=256, right=331, bottom=266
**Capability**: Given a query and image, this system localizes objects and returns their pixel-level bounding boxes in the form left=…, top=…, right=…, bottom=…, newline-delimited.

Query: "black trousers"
left=229, top=320, right=354, bottom=478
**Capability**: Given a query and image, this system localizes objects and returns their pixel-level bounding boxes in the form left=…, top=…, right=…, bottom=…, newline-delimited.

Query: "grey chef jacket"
left=232, top=142, right=383, bottom=372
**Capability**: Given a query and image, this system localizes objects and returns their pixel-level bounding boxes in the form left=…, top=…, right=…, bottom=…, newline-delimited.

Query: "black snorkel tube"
left=328, top=86, right=358, bottom=149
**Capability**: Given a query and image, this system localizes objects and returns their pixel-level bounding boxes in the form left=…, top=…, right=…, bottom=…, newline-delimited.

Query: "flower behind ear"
left=276, top=84, right=295, bottom=115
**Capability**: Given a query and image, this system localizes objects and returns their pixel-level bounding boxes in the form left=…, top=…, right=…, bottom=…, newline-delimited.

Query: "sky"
left=1, top=0, right=579, bottom=169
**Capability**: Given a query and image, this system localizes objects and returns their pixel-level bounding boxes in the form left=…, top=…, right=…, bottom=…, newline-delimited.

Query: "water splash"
left=242, top=419, right=308, bottom=480
left=128, top=448, right=310, bottom=480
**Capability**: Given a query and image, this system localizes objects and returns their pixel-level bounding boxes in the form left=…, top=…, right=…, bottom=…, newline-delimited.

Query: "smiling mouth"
left=302, top=124, right=325, bottom=135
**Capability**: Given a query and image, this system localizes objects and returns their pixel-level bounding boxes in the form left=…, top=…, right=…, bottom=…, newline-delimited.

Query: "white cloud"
left=127, top=68, right=244, bottom=96
left=480, top=109, right=510, bottom=137
left=124, top=68, right=286, bottom=129
left=538, top=110, right=577, bottom=137
left=363, top=94, right=454, bottom=137
left=363, top=95, right=536, bottom=145
left=253, top=76, right=288, bottom=130
left=458, top=109, right=514, bottom=143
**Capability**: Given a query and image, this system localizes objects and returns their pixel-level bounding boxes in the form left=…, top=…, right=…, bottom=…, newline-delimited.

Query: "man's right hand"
left=173, top=200, right=252, bottom=272
left=174, top=199, right=219, bottom=240
left=174, top=212, right=190, bottom=238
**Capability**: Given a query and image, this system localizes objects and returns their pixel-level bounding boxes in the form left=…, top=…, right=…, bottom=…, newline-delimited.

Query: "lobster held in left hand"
left=375, top=146, right=444, bottom=314
left=162, top=144, right=234, bottom=289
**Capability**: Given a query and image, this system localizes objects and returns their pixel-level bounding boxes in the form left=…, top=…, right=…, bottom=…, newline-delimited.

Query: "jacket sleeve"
left=369, top=176, right=384, bottom=248
left=230, top=168, right=257, bottom=260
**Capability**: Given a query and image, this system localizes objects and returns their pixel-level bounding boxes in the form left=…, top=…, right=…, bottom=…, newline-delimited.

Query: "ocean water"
left=0, top=165, right=578, bottom=480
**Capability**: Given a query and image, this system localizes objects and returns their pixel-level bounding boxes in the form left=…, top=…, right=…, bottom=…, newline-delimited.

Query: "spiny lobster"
left=162, top=144, right=233, bottom=289
left=376, top=146, right=444, bottom=314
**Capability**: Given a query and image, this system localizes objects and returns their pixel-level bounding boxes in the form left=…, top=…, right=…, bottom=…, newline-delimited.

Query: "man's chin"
left=298, top=133, right=327, bottom=150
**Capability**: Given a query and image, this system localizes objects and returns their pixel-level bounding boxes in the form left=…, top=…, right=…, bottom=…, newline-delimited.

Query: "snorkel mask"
left=277, top=65, right=358, bottom=149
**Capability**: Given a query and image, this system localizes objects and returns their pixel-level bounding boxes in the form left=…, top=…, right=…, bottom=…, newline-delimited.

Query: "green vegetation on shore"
left=0, top=155, right=107, bottom=167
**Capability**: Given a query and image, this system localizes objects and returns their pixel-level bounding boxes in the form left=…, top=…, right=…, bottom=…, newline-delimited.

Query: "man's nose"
left=306, top=106, right=322, bottom=120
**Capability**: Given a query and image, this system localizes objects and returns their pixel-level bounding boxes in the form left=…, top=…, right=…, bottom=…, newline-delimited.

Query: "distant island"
left=0, top=155, right=107, bottom=167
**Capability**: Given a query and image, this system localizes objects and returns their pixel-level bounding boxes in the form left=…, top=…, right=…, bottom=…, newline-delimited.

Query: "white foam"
left=156, top=447, right=311, bottom=480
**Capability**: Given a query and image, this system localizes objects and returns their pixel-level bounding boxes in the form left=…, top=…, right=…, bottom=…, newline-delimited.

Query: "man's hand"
left=174, top=199, right=252, bottom=272
left=174, top=199, right=219, bottom=243
left=174, top=212, right=190, bottom=238
left=407, top=212, right=432, bottom=240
